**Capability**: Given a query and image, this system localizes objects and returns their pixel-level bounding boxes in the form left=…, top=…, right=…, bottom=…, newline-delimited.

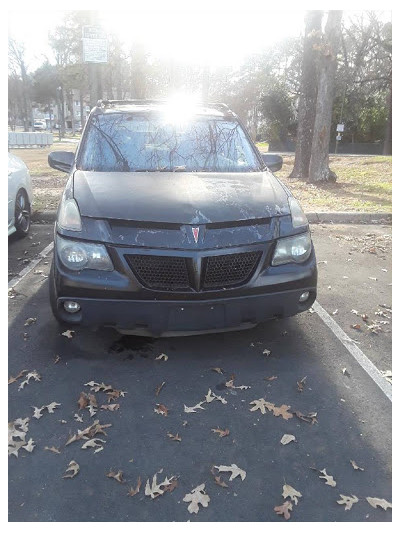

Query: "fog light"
left=64, top=301, right=81, bottom=313
left=299, top=291, right=310, bottom=303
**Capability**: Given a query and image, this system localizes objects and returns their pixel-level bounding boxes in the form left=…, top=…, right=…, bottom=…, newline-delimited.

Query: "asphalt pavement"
left=8, top=224, right=392, bottom=522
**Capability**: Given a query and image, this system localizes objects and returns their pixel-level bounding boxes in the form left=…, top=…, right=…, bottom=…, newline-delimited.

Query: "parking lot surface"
left=8, top=224, right=392, bottom=522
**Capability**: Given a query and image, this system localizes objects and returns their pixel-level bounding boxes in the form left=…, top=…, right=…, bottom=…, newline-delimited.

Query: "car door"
left=8, top=153, right=17, bottom=228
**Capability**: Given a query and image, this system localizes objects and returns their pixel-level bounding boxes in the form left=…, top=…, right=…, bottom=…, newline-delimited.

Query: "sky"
left=8, top=9, right=305, bottom=72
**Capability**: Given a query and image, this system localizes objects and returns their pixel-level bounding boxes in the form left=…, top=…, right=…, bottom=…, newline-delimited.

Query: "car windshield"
left=77, top=113, right=262, bottom=173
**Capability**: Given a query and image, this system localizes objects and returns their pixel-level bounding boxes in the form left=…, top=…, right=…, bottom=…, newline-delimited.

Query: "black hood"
left=73, top=170, right=290, bottom=224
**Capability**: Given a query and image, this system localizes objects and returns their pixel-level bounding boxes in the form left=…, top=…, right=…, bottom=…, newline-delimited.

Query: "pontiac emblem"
left=192, top=227, right=200, bottom=244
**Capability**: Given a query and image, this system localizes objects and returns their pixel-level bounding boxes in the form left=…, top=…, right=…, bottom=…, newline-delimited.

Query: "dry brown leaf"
left=66, top=420, right=112, bottom=445
left=211, top=367, right=224, bottom=374
left=211, top=427, right=230, bottom=438
left=101, top=404, right=120, bottom=411
left=63, top=460, right=79, bottom=479
left=24, top=317, right=37, bottom=326
left=163, top=478, right=179, bottom=493
left=74, top=413, right=83, bottom=423
left=280, top=434, right=296, bottom=446
left=337, top=494, right=359, bottom=510
left=272, top=404, right=293, bottom=420
left=62, top=329, right=75, bottom=339
left=274, top=501, right=293, bottom=520
left=8, top=369, right=27, bottom=385
left=155, top=382, right=165, bottom=396
left=225, top=378, right=250, bottom=390
left=8, top=418, right=31, bottom=457
left=88, top=394, right=97, bottom=407
left=155, top=353, right=168, bottom=361
left=78, top=392, right=89, bottom=410
left=107, top=469, right=125, bottom=483
left=184, top=402, right=205, bottom=413
left=249, top=398, right=275, bottom=414
left=32, top=406, right=44, bottom=419
left=282, top=484, right=302, bottom=505
left=167, top=432, right=182, bottom=442
left=214, top=464, right=246, bottom=481
left=44, top=446, right=61, bottom=454
left=22, top=438, right=35, bottom=452
left=366, top=497, right=392, bottom=510
left=46, top=402, right=61, bottom=413
left=183, top=483, right=210, bottom=514
left=154, top=403, right=168, bottom=416
left=351, top=324, right=361, bottom=330
left=350, top=460, right=364, bottom=471
left=297, top=376, right=307, bottom=392
left=264, top=376, right=278, bottom=381
left=127, top=477, right=142, bottom=497
left=205, top=390, right=227, bottom=404
left=319, top=468, right=336, bottom=487
left=85, top=381, right=114, bottom=393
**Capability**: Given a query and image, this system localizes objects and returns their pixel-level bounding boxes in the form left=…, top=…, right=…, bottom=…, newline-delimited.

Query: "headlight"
left=56, top=235, right=113, bottom=271
left=289, top=197, right=308, bottom=228
left=272, top=232, right=312, bottom=266
left=58, top=198, right=82, bottom=231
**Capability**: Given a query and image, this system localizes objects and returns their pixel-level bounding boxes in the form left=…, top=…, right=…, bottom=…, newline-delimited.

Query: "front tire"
left=14, top=189, right=31, bottom=238
left=49, top=259, right=68, bottom=325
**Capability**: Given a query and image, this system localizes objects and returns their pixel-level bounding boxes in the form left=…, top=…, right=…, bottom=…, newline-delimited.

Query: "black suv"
left=48, top=99, right=317, bottom=337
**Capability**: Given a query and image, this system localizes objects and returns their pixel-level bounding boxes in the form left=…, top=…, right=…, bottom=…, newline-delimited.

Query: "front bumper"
left=51, top=235, right=317, bottom=336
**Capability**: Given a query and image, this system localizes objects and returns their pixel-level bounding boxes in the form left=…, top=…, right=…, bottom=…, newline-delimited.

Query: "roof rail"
left=96, top=99, right=167, bottom=108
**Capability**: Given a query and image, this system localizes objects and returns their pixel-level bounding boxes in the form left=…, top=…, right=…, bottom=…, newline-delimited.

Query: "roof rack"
left=95, top=99, right=235, bottom=117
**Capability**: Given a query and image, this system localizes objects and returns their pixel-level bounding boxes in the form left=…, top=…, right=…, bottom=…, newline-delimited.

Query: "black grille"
left=126, top=255, right=191, bottom=291
left=202, top=251, right=262, bottom=289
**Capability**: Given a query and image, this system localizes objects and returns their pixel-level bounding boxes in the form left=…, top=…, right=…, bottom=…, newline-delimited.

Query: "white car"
left=8, top=152, right=33, bottom=237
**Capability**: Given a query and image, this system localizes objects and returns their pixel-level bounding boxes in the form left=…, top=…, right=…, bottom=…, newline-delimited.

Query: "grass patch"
left=10, top=146, right=392, bottom=214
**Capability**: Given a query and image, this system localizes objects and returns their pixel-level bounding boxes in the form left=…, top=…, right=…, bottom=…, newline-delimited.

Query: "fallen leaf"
left=297, top=376, right=307, bottom=392
left=46, top=402, right=61, bottom=413
left=81, top=438, right=106, bottom=449
left=319, top=468, right=336, bottom=487
left=249, top=398, right=275, bottom=415
left=183, top=483, right=210, bottom=514
left=342, top=368, right=350, bottom=376
left=211, top=468, right=228, bottom=488
left=53, top=355, right=61, bottom=364
left=87, top=405, right=97, bottom=417
left=24, top=317, right=37, bottom=326
left=85, top=381, right=114, bottom=393
left=74, top=414, right=83, bottom=423
left=337, top=494, right=359, bottom=510
left=280, top=434, right=296, bottom=446
left=63, top=460, right=79, bottom=479
left=366, top=497, right=392, bottom=511
left=32, top=406, right=44, bottom=419
left=22, top=438, right=35, bottom=452
left=274, top=501, right=292, bottom=520
left=184, top=402, right=205, bottom=413
left=145, top=473, right=176, bottom=498
left=78, top=392, right=89, bottom=410
left=350, top=460, right=364, bottom=471
left=294, top=411, right=318, bottom=424
left=44, top=446, right=61, bottom=454
left=61, top=330, right=75, bottom=339
left=262, top=349, right=271, bottom=356
left=225, top=378, right=250, bottom=390
left=272, top=404, right=293, bottom=420
left=66, top=420, right=112, bottom=445
left=100, top=404, right=120, bottom=411
left=211, top=427, right=230, bottom=438
left=107, top=470, right=125, bottom=483
left=264, top=376, right=278, bottom=381
left=211, top=367, right=224, bottom=374
left=332, top=309, right=338, bottom=315
left=127, top=477, right=142, bottom=497
left=8, top=369, right=27, bottom=385
left=282, top=484, right=302, bottom=505
left=380, top=370, right=392, bottom=384
left=155, top=382, right=165, bottom=396
left=155, top=353, right=168, bottom=361
left=154, top=404, right=168, bottom=416
left=163, top=478, right=179, bottom=493
left=351, top=324, right=361, bottom=330
left=214, top=464, right=246, bottom=481
left=167, top=432, right=181, bottom=442
left=18, top=370, right=41, bottom=391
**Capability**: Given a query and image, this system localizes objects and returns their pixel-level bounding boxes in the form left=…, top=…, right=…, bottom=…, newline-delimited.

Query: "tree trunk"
left=308, top=11, right=343, bottom=183
left=289, top=11, right=323, bottom=179
left=383, top=85, right=392, bottom=155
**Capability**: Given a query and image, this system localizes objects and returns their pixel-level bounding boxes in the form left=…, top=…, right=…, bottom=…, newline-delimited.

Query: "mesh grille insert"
left=202, top=251, right=262, bottom=289
left=126, top=254, right=191, bottom=291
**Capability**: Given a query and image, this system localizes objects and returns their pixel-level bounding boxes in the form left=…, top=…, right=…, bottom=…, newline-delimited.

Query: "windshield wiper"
left=133, top=166, right=187, bottom=172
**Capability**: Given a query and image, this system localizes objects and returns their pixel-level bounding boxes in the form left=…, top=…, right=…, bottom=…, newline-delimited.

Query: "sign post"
left=82, top=26, right=108, bottom=107
left=335, top=123, right=344, bottom=154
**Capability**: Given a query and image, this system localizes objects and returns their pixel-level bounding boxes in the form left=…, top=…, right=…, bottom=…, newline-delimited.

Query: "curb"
left=32, top=210, right=391, bottom=225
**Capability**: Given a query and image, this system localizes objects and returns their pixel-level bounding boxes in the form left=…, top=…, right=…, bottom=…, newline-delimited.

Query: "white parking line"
left=313, top=300, right=392, bottom=401
left=8, top=242, right=54, bottom=290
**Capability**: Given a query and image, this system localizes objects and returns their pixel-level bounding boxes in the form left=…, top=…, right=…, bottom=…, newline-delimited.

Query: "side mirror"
left=48, top=151, right=75, bottom=173
left=261, top=153, right=283, bottom=173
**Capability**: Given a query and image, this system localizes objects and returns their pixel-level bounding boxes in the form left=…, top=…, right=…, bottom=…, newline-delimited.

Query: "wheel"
left=49, top=259, right=68, bottom=325
left=14, top=189, right=31, bottom=238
